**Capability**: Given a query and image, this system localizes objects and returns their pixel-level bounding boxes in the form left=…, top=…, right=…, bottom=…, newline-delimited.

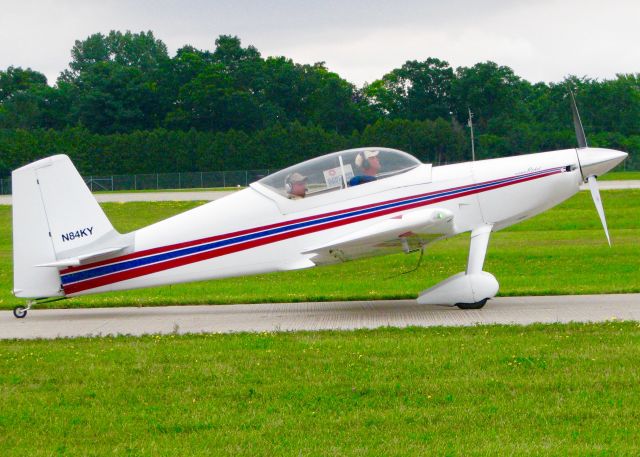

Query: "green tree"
left=0, top=66, right=47, bottom=101
left=166, top=36, right=276, bottom=132
left=580, top=74, right=640, bottom=136
left=262, top=56, right=306, bottom=123
left=0, top=67, right=72, bottom=129
left=212, top=35, right=261, bottom=72
left=66, top=61, right=162, bottom=133
left=299, top=62, right=370, bottom=133
left=60, top=31, right=171, bottom=133
left=61, top=31, right=169, bottom=80
left=365, top=58, right=454, bottom=120
left=451, top=61, right=531, bottom=133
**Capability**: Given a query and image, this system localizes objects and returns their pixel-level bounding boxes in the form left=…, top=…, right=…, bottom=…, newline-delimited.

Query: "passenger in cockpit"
left=349, top=150, right=381, bottom=186
left=285, top=172, right=308, bottom=199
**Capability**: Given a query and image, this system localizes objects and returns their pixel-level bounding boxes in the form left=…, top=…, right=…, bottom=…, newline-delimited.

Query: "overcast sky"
left=1, top=0, right=638, bottom=87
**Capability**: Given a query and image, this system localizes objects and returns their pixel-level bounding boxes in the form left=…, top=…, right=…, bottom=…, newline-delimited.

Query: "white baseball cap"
left=355, top=150, right=379, bottom=168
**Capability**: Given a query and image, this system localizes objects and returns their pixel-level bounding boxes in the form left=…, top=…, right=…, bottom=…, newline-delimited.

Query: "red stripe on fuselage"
left=62, top=170, right=562, bottom=295
left=61, top=174, right=526, bottom=276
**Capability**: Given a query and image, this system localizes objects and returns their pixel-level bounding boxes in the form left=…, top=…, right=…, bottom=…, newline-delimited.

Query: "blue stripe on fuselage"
left=60, top=168, right=560, bottom=286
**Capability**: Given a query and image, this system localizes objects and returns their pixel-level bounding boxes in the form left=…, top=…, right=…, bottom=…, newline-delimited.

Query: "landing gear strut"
left=12, top=297, right=66, bottom=319
left=417, top=225, right=498, bottom=306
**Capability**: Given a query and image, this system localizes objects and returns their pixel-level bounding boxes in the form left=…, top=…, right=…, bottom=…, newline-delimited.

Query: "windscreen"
left=258, top=147, right=422, bottom=198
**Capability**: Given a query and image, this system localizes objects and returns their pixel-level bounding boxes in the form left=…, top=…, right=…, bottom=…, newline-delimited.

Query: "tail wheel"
left=13, top=306, right=27, bottom=318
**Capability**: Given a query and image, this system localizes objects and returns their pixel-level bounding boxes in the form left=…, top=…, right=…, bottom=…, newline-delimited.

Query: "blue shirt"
left=348, top=175, right=377, bottom=186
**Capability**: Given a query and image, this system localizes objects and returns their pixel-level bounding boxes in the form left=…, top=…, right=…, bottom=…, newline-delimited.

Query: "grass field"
left=1, top=322, right=639, bottom=455
left=599, top=170, right=640, bottom=180
left=1, top=189, right=639, bottom=310
left=2, top=190, right=639, bottom=455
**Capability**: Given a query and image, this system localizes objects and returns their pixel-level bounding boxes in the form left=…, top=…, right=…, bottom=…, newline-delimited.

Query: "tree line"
left=0, top=31, right=638, bottom=176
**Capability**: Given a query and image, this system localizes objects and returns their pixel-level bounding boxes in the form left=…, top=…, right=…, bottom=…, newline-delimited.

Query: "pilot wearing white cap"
left=285, top=172, right=308, bottom=199
left=349, top=150, right=381, bottom=186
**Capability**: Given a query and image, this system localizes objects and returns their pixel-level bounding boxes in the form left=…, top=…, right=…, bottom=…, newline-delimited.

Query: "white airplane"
left=11, top=98, right=627, bottom=318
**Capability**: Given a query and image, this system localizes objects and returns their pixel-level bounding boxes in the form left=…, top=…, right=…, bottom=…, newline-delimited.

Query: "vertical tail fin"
left=12, top=155, right=128, bottom=298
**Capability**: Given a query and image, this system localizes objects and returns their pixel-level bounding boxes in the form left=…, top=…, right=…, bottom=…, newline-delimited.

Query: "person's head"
left=285, top=172, right=307, bottom=198
left=355, top=150, right=381, bottom=176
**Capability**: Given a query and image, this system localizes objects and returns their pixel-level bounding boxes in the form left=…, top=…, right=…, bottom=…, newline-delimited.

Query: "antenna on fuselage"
left=467, top=108, right=476, bottom=161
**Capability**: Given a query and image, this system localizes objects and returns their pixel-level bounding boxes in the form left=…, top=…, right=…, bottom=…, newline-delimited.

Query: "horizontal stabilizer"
left=36, top=246, right=129, bottom=268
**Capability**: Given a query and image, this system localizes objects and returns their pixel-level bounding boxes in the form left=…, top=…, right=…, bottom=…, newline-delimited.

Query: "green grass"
left=1, top=322, right=639, bottom=455
left=599, top=171, right=640, bottom=181
left=1, top=189, right=639, bottom=310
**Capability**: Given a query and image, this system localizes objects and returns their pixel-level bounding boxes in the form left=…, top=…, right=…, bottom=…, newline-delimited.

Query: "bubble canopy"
left=258, top=147, right=422, bottom=198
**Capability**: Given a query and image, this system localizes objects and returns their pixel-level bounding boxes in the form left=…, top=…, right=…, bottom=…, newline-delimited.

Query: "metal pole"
left=134, top=175, right=137, bottom=191
left=468, top=108, right=476, bottom=162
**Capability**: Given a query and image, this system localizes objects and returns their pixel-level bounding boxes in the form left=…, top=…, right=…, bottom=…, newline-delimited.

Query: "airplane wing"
left=303, top=207, right=455, bottom=264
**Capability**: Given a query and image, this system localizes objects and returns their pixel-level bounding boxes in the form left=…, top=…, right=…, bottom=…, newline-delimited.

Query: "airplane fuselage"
left=58, top=148, right=585, bottom=296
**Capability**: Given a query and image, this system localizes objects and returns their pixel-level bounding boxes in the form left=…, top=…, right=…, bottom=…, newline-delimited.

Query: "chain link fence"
left=0, top=177, right=9, bottom=195
left=0, top=169, right=272, bottom=195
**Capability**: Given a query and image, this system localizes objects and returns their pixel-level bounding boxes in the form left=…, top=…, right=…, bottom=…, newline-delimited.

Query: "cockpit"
left=258, top=147, right=422, bottom=199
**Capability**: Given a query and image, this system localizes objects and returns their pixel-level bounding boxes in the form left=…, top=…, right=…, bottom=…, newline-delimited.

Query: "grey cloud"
left=0, top=0, right=638, bottom=87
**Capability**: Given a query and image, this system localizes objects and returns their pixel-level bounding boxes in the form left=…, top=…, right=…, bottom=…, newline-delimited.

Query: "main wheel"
left=13, top=306, right=27, bottom=318
left=456, top=298, right=488, bottom=310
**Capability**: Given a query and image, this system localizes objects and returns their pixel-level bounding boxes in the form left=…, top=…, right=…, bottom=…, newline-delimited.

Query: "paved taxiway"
left=1, top=294, right=639, bottom=340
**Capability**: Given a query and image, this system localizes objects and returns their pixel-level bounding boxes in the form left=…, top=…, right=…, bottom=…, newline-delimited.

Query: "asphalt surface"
left=0, top=181, right=638, bottom=205
left=2, top=294, right=639, bottom=340
left=578, top=180, right=640, bottom=190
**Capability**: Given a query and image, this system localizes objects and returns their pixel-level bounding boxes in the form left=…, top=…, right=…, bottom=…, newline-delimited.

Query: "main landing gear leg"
left=417, top=224, right=498, bottom=308
left=456, top=225, right=494, bottom=310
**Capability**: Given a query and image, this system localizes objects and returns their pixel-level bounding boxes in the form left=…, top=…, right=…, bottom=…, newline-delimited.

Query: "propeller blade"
left=570, top=91, right=588, bottom=149
left=587, top=175, right=611, bottom=246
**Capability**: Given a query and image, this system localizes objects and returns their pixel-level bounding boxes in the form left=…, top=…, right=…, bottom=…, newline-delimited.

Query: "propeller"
left=570, top=91, right=588, bottom=149
left=587, top=175, right=611, bottom=246
left=570, top=91, right=612, bottom=246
